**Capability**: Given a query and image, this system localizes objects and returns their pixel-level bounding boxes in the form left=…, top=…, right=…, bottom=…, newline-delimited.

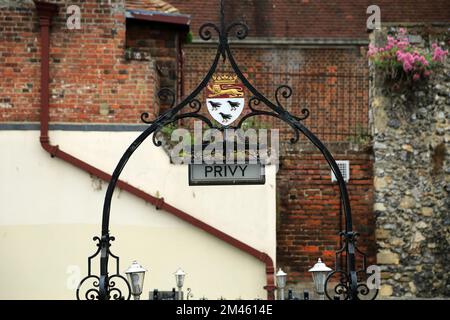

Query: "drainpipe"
left=178, top=31, right=185, bottom=101
left=35, top=1, right=57, bottom=153
left=33, top=1, right=275, bottom=300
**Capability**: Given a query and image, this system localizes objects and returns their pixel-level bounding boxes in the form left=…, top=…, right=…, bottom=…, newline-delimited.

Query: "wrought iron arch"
left=77, top=0, right=377, bottom=301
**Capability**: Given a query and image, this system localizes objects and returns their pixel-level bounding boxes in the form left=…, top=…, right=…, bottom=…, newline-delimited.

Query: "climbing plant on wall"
left=368, top=28, right=448, bottom=91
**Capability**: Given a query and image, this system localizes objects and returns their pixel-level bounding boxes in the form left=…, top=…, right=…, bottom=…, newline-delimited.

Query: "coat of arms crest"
left=206, top=74, right=245, bottom=126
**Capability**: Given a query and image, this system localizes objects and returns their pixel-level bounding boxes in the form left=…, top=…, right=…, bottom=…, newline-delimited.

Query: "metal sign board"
left=189, top=163, right=265, bottom=186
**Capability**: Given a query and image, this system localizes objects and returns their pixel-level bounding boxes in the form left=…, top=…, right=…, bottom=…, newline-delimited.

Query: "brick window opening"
left=125, top=18, right=188, bottom=113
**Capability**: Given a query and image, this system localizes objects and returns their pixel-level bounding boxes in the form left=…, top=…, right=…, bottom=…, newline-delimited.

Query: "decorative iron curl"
left=335, top=283, right=350, bottom=297
left=324, top=231, right=378, bottom=300
left=295, top=107, right=310, bottom=121
left=287, top=124, right=301, bottom=144
left=141, top=88, right=176, bottom=125
left=275, top=85, right=310, bottom=122
left=141, top=112, right=152, bottom=124
left=76, top=235, right=130, bottom=300
left=274, top=86, right=302, bottom=143
left=326, top=276, right=377, bottom=301
left=77, top=275, right=100, bottom=300
left=236, top=96, right=300, bottom=144
left=188, top=98, right=202, bottom=113
left=152, top=127, right=165, bottom=147
left=92, top=236, right=101, bottom=247
left=85, top=288, right=100, bottom=300
left=275, top=85, right=293, bottom=107
left=248, top=96, right=262, bottom=112
left=324, top=270, right=350, bottom=300
left=225, top=22, right=249, bottom=40
left=358, top=274, right=379, bottom=300
left=108, top=275, right=131, bottom=300
left=199, top=23, right=221, bottom=41
left=238, top=97, right=278, bottom=126
left=151, top=97, right=217, bottom=147
left=357, top=283, right=370, bottom=296
left=172, top=99, right=215, bottom=129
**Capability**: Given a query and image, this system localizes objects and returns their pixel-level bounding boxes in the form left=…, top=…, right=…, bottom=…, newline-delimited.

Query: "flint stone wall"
left=370, top=25, right=449, bottom=298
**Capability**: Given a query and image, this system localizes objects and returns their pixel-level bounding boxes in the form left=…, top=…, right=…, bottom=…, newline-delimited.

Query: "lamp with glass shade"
left=276, top=268, right=287, bottom=300
left=174, top=268, right=186, bottom=300
left=124, top=261, right=147, bottom=300
left=308, top=258, right=332, bottom=300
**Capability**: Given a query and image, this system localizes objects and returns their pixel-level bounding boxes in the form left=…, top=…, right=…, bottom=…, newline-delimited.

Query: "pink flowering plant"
left=368, top=28, right=448, bottom=87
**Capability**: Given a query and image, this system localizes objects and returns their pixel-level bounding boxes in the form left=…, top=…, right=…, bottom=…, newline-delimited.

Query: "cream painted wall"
left=0, top=130, right=276, bottom=300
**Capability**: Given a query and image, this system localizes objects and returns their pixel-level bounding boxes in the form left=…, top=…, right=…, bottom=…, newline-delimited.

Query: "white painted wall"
left=0, top=130, right=276, bottom=300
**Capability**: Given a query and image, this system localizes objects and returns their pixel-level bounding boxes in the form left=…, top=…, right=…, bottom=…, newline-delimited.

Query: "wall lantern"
left=276, top=268, right=287, bottom=300
left=308, top=258, right=332, bottom=300
left=174, top=268, right=186, bottom=300
left=125, top=261, right=147, bottom=300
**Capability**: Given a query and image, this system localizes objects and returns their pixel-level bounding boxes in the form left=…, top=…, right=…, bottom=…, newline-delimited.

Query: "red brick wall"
left=0, top=1, right=157, bottom=123
left=277, top=142, right=376, bottom=282
left=0, top=3, right=39, bottom=119
left=171, top=0, right=450, bottom=39
left=183, top=45, right=369, bottom=142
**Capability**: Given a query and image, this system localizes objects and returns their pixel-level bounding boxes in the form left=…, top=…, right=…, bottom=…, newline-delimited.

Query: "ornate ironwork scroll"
left=324, top=232, right=379, bottom=300
left=77, top=0, right=377, bottom=300
left=76, top=236, right=131, bottom=300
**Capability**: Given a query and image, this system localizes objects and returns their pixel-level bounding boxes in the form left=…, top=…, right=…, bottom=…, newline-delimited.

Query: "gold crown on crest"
left=212, top=74, right=238, bottom=84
